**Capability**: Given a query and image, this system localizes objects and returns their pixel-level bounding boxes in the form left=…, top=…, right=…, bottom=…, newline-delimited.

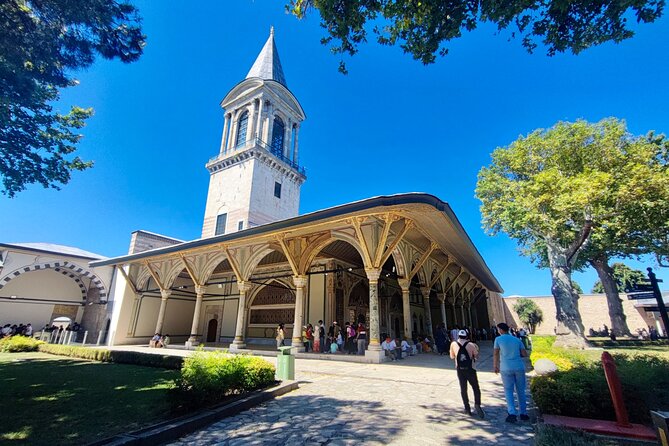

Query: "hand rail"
left=209, top=138, right=306, bottom=176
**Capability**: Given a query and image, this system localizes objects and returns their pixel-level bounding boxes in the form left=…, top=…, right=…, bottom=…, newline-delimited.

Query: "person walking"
left=450, top=329, right=485, bottom=418
left=493, top=322, right=529, bottom=423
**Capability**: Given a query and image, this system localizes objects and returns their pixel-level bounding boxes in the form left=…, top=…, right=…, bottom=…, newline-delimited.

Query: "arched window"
left=271, top=116, right=285, bottom=156
left=235, top=111, right=249, bottom=148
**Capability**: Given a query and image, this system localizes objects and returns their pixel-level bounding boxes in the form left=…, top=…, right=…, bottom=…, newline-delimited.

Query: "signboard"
left=627, top=292, right=656, bottom=300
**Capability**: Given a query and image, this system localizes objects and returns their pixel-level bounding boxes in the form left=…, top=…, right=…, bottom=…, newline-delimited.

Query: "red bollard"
left=602, top=351, right=632, bottom=428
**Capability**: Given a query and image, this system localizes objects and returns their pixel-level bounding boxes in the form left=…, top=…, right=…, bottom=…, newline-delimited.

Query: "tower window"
left=238, top=221, right=244, bottom=231
left=271, top=116, right=285, bottom=156
left=235, top=111, right=249, bottom=148
left=215, top=213, right=227, bottom=236
left=274, top=182, right=282, bottom=198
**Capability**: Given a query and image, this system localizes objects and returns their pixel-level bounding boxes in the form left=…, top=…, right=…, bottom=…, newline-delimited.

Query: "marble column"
left=452, top=303, right=458, bottom=326
left=231, top=281, right=252, bottom=349
left=438, top=293, right=448, bottom=331
left=293, top=124, right=300, bottom=163
left=421, top=287, right=434, bottom=340
left=366, top=269, right=381, bottom=351
left=468, top=304, right=473, bottom=327
left=460, top=305, right=466, bottom=328
left=155, top=289, right=171, bottom=334
left=187, top=285, right=207, bottom=344
left=291, top=275, right=308, bottom=350
left=256, top=100, right=264, bottom=140
left=398, top=279, right=411, bottom=340
left=220, top=114, right=230, bottom=155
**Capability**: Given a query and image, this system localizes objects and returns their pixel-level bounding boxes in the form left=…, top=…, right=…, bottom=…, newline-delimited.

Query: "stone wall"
left=128, top=230, right=182, bottom=254
left=502, top=294, right=653, bottom=335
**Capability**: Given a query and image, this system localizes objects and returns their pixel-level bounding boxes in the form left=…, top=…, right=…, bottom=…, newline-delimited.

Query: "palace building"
left=89, top=29, right=505, bottom=362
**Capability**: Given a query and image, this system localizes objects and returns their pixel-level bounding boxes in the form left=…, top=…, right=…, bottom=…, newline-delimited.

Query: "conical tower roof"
left=246, top=27, right=287, bottom=87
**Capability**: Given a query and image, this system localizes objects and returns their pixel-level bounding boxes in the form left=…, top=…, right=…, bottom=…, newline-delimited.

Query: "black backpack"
left=457, top=341, right=473, bottom=370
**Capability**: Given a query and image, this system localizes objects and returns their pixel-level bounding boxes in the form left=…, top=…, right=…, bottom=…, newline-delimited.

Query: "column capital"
left=437, top=292, right=446, bottom=303
left=397, top=278, right=411, bottom=291
left=194, top=284, right=207, bottom=296
left=292, top=275, right=308, bottom=288
left=160, top=289, right=171, bottom=300
left=420, top=287, right=431, bottom=299
left=365, top=268, right=381, bottom=282
left=237, top=281, right=253, bottom=293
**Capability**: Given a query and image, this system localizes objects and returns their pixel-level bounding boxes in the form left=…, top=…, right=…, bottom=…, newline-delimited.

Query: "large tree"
left=0, top=0, right=145, bottom=197
left=476, top=118, right=665, bottom=348
left=288, top=0, right=664, bottom=72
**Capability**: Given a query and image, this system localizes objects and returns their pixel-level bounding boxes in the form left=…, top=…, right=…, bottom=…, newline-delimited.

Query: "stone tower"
left=201, top=28, right=306, bottom=238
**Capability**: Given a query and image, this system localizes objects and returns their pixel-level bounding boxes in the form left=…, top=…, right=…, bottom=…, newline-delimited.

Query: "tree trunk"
left=546, top=241, right=588, bottom=348
left=590, top=257, right=632, bottom=337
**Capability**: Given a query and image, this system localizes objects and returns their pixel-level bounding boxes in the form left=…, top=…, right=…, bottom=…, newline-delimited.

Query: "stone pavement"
left=165, top=342, right=535, bottom=446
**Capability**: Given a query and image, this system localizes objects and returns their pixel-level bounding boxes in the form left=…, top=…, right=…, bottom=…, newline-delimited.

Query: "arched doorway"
left=247, top=280, right=295, bottom=340
left=206, top=318, right=218, bottom=342
left=348, top=281, right=369, bottom=326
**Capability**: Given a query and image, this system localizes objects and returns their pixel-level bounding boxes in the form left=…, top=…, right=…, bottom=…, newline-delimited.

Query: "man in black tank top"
left=449, top=329, right=485, bottom=418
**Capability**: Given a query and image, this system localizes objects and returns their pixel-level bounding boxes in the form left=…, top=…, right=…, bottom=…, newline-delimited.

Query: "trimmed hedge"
left=531, top=351, right=669, bottom=425
left=38, top=344, right=183, bottom=369
left=173, top=350, right=276, bottom=409
left=0, top=336, right=44, bottom=352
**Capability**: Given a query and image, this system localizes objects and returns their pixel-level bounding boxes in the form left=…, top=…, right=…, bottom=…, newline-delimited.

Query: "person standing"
left=493, top=322, right=529, bottom=423
left=317, top=320, right=326, bottom=353
left=356, top=322, right=367, bottom=355
left=450, top=329, right=485, bottom=418
left=275, top=323, right=285, bottom=349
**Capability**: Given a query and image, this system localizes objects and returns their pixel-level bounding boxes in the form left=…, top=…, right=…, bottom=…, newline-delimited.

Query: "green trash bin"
left=276, top=346, right=295, bottom=380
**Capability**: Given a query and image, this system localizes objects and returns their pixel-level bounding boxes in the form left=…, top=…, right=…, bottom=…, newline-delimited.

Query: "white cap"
left=458, top=329, right=468, bottom=337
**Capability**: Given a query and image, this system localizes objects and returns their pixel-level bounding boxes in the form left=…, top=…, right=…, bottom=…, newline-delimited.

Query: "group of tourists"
left=1, top=322, right=33, bottom=338
left=278, top=320, right=368, bottom=354
left=450, top=322, right=529, bottom=423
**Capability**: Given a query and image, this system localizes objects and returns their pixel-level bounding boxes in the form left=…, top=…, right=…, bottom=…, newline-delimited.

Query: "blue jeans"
left=501, top=369, right=527, bottom=415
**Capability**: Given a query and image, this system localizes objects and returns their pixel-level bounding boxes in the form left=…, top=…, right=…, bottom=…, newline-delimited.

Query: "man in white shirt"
left=381, top=336, right=399, bottom=361
left=450, top=329, right=485, bottom=418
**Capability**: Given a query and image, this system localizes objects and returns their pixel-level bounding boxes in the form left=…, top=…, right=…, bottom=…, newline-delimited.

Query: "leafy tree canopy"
left=512, top=297, right=543, bottom=333
left=592, top=263, right=647, bottom=293
left=476, top=118, right=666, bottom=343
left=289, top=0, right=664, bottom=72
left=571, top=281, right=583, bottom=294
left=0, top=0, right=145, bottom=197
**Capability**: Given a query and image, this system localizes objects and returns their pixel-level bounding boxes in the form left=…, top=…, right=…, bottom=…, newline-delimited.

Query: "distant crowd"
left=1, top=323, right=34, bottom=338
left=272, top=319, right=533, bottom=357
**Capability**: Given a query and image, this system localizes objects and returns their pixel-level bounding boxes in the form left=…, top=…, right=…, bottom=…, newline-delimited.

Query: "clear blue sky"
left=2, top=0, right=668, bottom=295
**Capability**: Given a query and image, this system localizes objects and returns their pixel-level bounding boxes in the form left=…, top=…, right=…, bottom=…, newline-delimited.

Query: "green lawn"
left=0, top=352, right=178, bottom=445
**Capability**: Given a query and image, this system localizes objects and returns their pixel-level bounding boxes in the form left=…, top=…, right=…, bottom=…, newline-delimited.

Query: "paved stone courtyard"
left=164, top=343, right=535, bottom=445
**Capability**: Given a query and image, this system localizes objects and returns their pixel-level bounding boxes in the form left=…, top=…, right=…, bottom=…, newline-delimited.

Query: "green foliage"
left=476, top=119, right=668, bottom=339
left=530, top=338, right=669, bottom=425
left=530, top=335, right=587, bottom=371
left=0, top=336, right=44, bottom=352
left=571, top=281, right=583, bottom=294
left=592, top=263, right=647, bottom=293
left=0, top=0, right=145, bottom=196
left=512, top=298, right=544, bottom=333
left=289, top=1, right=664, bottom=73
left=37, top=344, right=182, bottom=369
left=173, top=351, right=276, bottom=409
